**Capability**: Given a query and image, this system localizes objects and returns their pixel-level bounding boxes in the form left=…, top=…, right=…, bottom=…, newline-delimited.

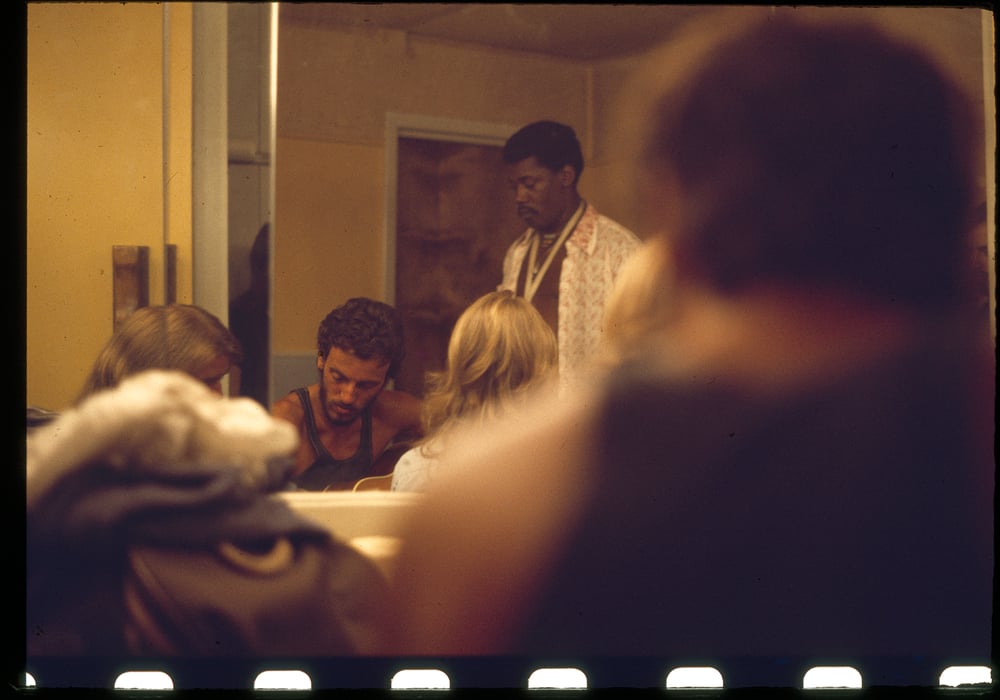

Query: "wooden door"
left=394, top=137, right=523, bottom=396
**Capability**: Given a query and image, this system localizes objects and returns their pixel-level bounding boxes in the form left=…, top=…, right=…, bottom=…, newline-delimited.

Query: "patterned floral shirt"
left=500, top=203, right=641, bottom=392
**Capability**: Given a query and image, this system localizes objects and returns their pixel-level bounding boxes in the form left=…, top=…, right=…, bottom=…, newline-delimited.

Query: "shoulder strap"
left=359, top=404, right=374, bottom=463
left=295, top=387, right=334, bottom=462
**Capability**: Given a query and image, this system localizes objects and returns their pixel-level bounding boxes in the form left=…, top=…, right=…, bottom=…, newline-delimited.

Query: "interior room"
left=24, top=2, right=996, bottom=690
left=27, top=3, right=995, bottom=411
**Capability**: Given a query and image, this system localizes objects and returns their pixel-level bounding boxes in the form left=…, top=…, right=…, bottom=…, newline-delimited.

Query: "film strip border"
left=21, top=657, right=994, bottom=690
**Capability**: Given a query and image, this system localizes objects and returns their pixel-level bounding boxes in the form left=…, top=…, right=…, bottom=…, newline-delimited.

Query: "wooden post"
left=112, top=245, right=150, bottom=330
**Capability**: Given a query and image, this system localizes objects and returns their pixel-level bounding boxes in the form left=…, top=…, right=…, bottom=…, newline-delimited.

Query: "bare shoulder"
left=271, top=389, right=307, bottom=425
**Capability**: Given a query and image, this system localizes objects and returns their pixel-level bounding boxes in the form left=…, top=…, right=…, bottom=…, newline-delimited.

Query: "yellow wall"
left=273, top=138, right=386, bottom=353
left=167, top=4, right=195, bottom=303
left=26, top=3, right=193, bottom=410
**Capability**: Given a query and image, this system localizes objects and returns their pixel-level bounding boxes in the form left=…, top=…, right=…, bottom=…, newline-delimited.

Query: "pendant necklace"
left=524, top=201, right=586, bottom=303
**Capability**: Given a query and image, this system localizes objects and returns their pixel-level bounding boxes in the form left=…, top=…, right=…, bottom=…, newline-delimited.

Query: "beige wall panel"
left=273, top=137, right=386, bottom=355
left=167, top=2, right=194, bottom=303
left=278, top=24, right=589, bottom=146
left=27, top=3, right=166, bottom=410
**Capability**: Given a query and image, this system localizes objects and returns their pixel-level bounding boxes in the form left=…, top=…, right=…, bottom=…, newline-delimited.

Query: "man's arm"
left=370, top=390, right=424, bottom=476
left=379, top=390, right=423, bottom=440
left=270, top=392, right=303, bottom=426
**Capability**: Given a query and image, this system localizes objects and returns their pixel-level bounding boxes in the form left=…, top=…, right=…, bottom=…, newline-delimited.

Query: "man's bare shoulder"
left=271, top=387, right=310, bottom=425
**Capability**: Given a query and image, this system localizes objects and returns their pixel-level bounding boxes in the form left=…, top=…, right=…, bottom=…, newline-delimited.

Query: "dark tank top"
left=292, top=387, right=375, bottom=491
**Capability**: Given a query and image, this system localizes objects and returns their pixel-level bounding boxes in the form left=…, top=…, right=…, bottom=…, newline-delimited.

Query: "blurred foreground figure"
left=385, top=15, right=994, bottom=672
left=28, top=370, right=388, bottom=658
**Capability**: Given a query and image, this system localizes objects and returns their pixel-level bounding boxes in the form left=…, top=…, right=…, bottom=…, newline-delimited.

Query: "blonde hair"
left=419, top=291, right=557, bottom=454
left=78, top=304, right=243, bottom=401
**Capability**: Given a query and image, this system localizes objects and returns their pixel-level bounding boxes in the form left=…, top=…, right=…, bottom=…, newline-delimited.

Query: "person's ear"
left=316, top=353, right=325, bottom=371
left=558, top=165, right=577, bottom=188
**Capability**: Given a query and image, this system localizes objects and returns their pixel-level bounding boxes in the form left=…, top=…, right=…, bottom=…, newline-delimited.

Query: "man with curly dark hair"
left=273, top=298, right=423, bottom=490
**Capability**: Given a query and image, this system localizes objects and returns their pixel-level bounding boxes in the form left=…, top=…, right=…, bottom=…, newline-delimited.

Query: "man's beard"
left=318, top=383, right=364, bottom=425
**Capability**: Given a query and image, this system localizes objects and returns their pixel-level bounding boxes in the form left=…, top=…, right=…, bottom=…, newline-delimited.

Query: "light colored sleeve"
left=390, top=446, right=434, bottom=492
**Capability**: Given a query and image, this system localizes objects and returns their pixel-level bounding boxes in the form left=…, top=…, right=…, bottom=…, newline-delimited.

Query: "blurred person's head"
left=421, top=290, right=557, bottom=442
left=79, top=304, right=243, bottom=400
left=602, top=237, right=677, bottom=365
left=638, top=15, right=977, bottom=312
left=315, top=298, right=406, bottom=425
left=503, top=121, right=584, bottom=234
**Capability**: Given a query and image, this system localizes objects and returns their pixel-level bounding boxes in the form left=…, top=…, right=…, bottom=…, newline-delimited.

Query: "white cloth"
left=390, top=441, right=441, bottom=493
left=500, top=203, right=641, bottom=391
left=26, top=370, right=299, bottom=509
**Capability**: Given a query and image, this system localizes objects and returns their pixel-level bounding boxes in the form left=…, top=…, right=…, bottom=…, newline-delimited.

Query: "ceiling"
left=279, top=3, right=722, bottom=61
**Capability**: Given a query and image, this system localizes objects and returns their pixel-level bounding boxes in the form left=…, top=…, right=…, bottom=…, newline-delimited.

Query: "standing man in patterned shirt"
left=499, top=121, right=642, bottom=390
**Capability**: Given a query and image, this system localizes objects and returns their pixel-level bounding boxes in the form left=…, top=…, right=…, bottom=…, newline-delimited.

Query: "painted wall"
left=26, top=3, right=193, bottom=410
left=273, top=5, right=994, bottom=364
left=273, top=21, right=613, bottom=359
left=26, top=5, right=993, bottom=409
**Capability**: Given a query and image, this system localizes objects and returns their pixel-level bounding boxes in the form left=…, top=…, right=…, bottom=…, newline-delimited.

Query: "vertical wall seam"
left=162, top=3, right=170, bottom=305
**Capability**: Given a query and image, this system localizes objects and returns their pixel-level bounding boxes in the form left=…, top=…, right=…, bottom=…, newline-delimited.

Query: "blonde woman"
left=78, top=304, right=243, bottom=401
left=391, top=291, right=557, bottom=492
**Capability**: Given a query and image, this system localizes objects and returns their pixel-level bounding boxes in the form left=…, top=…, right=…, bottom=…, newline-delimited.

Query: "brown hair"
left=78, top=304, right=243, bottom=401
